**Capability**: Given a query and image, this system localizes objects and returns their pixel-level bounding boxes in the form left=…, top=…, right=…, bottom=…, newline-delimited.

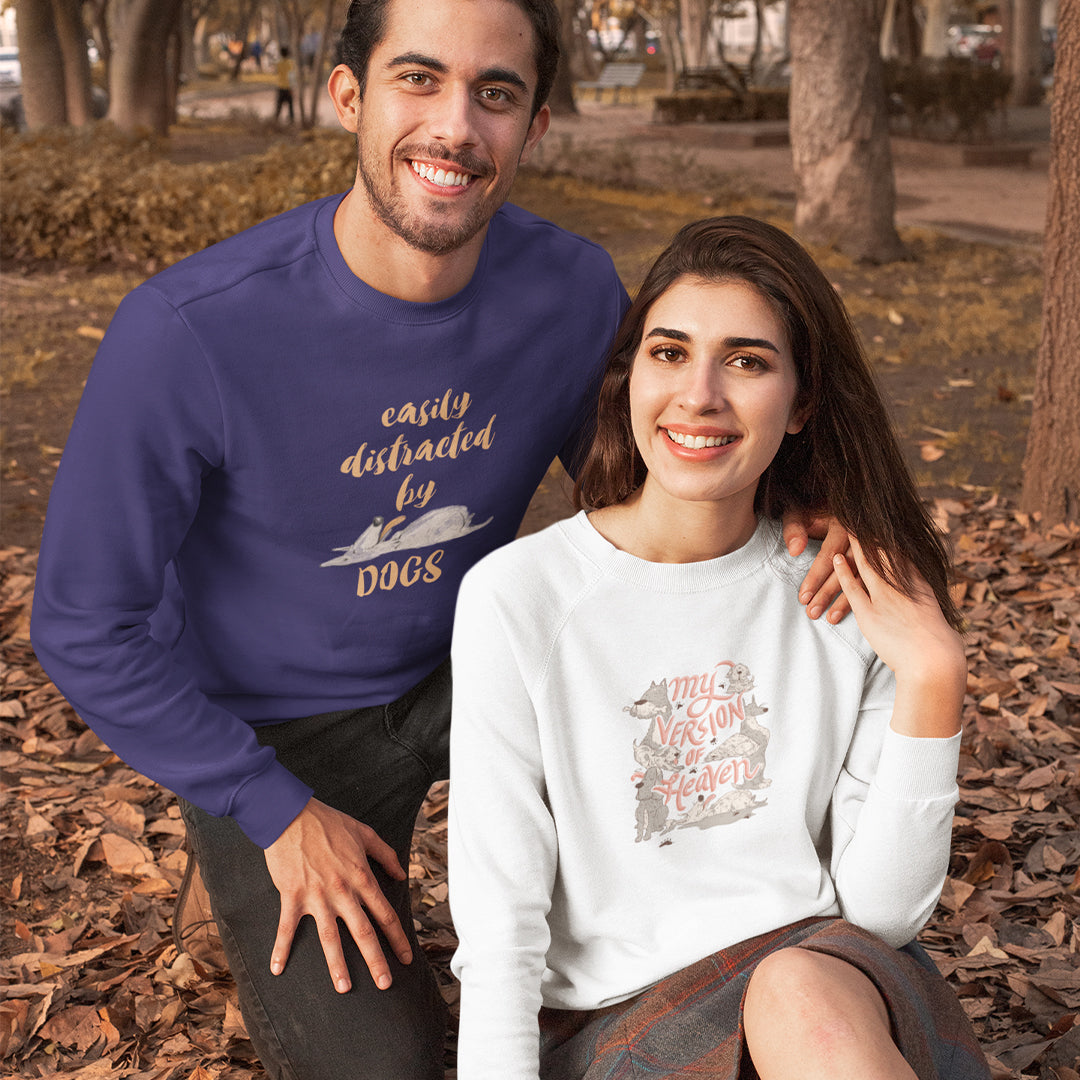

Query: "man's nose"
left=426, top=85, right=479, bottom=150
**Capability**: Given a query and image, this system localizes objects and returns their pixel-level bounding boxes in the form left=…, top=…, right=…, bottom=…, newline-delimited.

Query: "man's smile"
left=410, top=160, right=474, bottom=188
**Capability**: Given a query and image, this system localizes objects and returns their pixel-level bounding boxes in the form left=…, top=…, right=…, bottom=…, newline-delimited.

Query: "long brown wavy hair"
left=574, top=216, right=961, bottom=629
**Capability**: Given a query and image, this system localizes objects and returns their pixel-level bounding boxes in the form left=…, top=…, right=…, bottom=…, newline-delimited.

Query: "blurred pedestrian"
left=274, top=45, right=294, bottom=123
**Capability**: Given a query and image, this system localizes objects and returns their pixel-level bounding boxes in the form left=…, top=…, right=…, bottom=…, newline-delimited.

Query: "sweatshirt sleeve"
left=828, top=658, right=961, bottom=947
left=556, top=273, right=630, bottom=479
left=449, top=569, right=556, bottom=1080
left=30, top=287, right=313, bottom=848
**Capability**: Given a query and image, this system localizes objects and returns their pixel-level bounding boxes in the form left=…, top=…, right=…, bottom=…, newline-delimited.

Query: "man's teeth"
left=411, top=161, right=471, bottom=187
left=665, top=430, right=736, bottom=449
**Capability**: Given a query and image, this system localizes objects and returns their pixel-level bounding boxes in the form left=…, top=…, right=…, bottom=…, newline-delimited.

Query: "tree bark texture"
left=16, top=0, right=69, bottom=127
left=788, top=0, right=906, bottom=262
left=680, top=0, right=708, bottom=68
left=53, top=0, right=95, bottom=124
left=1021, top=0, right=1080, bottom=526
left=547, top=0, right=578, bottom=116
left=108, top=0, right=184, bottom=136
left=1009, top=0, right=1045, bottom=107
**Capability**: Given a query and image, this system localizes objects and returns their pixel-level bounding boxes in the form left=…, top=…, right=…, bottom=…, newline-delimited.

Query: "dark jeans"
left=274, top=87, right=294, bottom=123
left=180, top=659, right=451, bottom=1080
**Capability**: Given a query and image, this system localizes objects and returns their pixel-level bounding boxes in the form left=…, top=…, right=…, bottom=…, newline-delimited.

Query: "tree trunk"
left=548, top=0, right=579, bottom=116
left=921, top=0, right=948, bottom=58
left=1010, top=0, right=1045, bottom=106
left=53, top=0, right=94, bottom=125
left=16, top=0, right=69, bottom=127
left=680, top=0, right=708, bottom=69
left=302, top=0, right=338, bottom=129
left=788, top=0, right=906, bottom=262
left=1021, top=1, right=1080, bottom=526
left=108, top=0, right=184, bottom=135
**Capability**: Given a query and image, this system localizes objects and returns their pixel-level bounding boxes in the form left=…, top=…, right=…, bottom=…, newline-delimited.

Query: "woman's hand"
left=832, top=538, right=966, bottom=739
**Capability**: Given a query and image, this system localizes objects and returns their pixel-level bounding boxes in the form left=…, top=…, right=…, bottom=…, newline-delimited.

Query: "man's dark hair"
left=337, top=0, right=560, bottom=119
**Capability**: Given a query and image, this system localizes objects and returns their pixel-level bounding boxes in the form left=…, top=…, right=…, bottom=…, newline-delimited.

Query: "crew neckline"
left=559, top=510, right=788, bottom=593
left=314, top=194, right=491, bottom=324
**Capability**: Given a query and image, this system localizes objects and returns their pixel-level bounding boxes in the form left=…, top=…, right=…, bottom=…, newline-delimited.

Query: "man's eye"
left=479, top=87, right=510, bottom=103
left=403, top=72, right=432, bottom=86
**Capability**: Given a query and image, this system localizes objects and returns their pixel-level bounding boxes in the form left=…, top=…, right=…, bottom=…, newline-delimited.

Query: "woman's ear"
left=786, top=399, right=811, bottom=436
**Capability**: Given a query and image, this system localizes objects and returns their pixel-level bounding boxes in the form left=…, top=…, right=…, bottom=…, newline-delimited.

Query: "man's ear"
left=518, top=103, right=551, bottom=165
left=328, top=64, right=362, bottom=133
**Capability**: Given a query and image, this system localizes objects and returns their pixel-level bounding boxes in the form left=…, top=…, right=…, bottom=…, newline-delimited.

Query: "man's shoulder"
left=491, top=203, right=618, bottom=274
left=139, top=194, right=340, bottom=310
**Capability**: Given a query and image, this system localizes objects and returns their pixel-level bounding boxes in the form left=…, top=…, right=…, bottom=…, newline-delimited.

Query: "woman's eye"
left=651, top=346, right=684, bottom=363
left=732, top=354, right=766, bottom=371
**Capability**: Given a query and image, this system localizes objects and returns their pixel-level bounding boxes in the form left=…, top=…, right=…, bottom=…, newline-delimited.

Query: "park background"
left=1, top=0, right=1079, bottom=1077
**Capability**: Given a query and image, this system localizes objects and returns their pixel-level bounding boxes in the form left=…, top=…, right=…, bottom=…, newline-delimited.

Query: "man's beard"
left=357, top=142, right=501, bottom=257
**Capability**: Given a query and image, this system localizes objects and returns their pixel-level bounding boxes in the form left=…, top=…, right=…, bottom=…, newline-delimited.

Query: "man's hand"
left=264, top=798, right=413, bottom=993
left=781, top=513, right=854, bottom=623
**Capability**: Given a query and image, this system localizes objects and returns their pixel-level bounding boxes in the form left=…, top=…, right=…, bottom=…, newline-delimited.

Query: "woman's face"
left=628, top=275, right=804, bottom=519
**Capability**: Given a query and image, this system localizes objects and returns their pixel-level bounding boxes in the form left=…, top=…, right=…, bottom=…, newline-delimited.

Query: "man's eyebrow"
left=385, top=54, right=529, bottom=94
left=477, top=67, right=528, bottom=94
left=387, top=52, right=447, bottom=72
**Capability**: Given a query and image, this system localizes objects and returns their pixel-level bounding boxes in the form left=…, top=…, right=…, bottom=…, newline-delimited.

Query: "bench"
left=577, top=62, right=647, bottom=104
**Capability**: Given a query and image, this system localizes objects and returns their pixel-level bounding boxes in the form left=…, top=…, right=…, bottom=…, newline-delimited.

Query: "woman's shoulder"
left=457, top=513, right=598, bottom=612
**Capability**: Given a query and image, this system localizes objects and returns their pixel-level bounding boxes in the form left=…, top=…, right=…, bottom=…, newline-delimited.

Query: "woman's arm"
left=449, top=571, right=557, bottom=1080
left=826, top=539, right=966, bottom=945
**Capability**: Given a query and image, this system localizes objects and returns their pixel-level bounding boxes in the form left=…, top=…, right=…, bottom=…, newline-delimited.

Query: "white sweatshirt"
left=449, top=513, right=960, bottom=1079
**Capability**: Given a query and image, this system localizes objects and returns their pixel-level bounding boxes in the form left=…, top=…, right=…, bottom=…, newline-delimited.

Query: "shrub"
left=652, top=88, right=788, bottom=125
left=0, top=122, right=357, bottom=268
left=885, top=57, right=1013, bottom=141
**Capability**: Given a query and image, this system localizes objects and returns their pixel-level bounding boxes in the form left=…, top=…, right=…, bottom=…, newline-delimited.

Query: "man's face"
left=352, top=0, right=550, bottom=256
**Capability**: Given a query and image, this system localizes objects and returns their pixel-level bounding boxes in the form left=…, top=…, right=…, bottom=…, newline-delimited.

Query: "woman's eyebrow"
left=644, top=329, right=780, bottom=354
left=726, top=336, right=781, bottom=354
left=645, top=327, right=690, bottom=342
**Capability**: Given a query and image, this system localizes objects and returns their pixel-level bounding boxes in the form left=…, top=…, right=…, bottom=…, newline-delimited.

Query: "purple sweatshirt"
left=31, top=194, right=627, bottom=847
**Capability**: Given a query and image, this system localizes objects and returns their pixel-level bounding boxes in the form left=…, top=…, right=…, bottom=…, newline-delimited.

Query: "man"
left=31, top=1, right=843, bottom=1076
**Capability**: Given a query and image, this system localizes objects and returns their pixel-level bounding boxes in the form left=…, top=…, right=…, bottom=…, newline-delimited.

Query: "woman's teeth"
left=665, top=430, right=736, bottom=449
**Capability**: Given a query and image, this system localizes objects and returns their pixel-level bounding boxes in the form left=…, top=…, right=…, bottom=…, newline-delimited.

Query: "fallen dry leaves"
left=2, top=494, right=1078, bottom=1079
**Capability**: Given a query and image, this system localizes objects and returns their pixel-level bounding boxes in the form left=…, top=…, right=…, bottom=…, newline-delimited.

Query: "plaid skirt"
left=538, top=918, right=990, bottom=1080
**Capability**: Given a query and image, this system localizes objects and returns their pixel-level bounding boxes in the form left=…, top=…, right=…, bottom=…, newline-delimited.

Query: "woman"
left=448, top=217, right=988, bottom=1079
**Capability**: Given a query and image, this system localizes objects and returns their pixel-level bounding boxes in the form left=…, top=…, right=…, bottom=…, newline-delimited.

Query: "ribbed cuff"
left=872, top=727, right=961, bottom=801
left=229, top=760, right=315, bottom=848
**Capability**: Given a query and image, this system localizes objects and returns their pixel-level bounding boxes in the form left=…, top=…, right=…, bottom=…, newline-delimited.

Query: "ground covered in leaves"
left=3, top=497, right=1079, bottom=1078
left=0, top=117, right=1070, bottom=1078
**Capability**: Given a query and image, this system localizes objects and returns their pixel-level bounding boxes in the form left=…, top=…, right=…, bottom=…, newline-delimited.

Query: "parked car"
left=946, top=24, right=998, bottom=58
left=0, top=46, right=21, bottom=88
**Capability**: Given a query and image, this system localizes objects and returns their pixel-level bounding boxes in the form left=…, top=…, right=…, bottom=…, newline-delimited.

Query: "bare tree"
left=108, top=0, right=184, bottom=135
left=788, top=0, right=906, bottom=262
left=275, top=0, right=344, bottom=128
left=548, top=0, right=580, bottom=116
left=1021, top=2, right=1080, bottom=526
left=15, top=0, right=94, bottom=128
